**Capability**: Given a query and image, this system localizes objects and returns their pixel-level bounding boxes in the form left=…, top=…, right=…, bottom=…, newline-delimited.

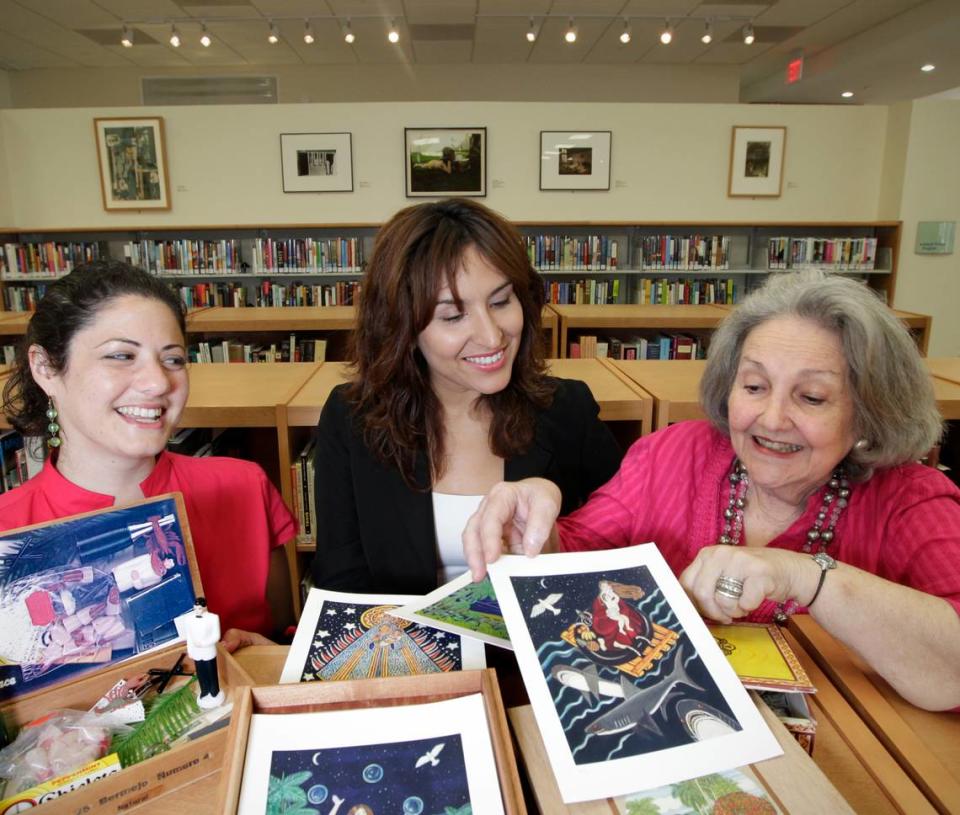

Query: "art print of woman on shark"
left=511, top=564, right=742, bottom=765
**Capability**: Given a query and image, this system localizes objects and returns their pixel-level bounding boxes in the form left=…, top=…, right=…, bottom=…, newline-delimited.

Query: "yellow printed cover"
left=709, top=623, right=815, bottom=693
left=0, top=754, right=121, bottom=812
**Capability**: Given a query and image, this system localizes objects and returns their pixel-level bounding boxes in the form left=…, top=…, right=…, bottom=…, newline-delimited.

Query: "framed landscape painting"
left=540, top=130, right=612, bottom=191
left=405, top=127, right=486, bottom=197
left=94, top=117, right=170, bottom=211
left=280, top=132, right=354, bottom=193
left=728, top=126, right=786, bottom=198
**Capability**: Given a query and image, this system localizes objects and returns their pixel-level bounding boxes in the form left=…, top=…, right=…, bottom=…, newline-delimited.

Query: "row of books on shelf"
left=189, top=335, right=327, bottom=364
left=3, top=283, right=49, bottom=311
left=0, top=431, right=44, bottom=493
left=525, top=234, right=620, bottom=270
left=544, top=278, right=621, bottom=305
left=254, top=280, right=360, bottom=308
left=123, top=239, right=241, bottom=275
left=165, top=426, right=244, bottom=459
left=290, top=438, right=317, bottom=547
left=632, top=277, right=737, bottom=305
left=1, top=241, right=101, bottom=279
left=250, top=237, right=364, bottom=274
left=637, top=234, right=731, bottom=270
left=570, top=333, right=706, bottom=360
left=768, top=236, right=878, bottom=270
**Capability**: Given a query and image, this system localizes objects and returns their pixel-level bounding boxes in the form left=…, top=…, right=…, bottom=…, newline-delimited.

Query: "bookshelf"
left=517, top=221, right=902, bottom=308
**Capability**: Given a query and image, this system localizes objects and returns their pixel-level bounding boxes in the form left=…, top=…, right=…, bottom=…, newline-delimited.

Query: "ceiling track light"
left=921, top=63, right=936, bottom=72
left=120, top=24, right=133, bottom=48
left=343, top=20, right=355, bottom=44
left=564, top=17, right=577, bottom=44
left=200, top=22, right=211, bottom=47
left=526, top=17, right=537, bottom=43
left=619, top=19, right=631, bottom=44
left=267, top=21, right=279, bottom=44
left=169, top=23, right=181, bottom=48
left=659, top=20, right=673, bottom=45
left=743, top=23, right=755, bottom=45
left=303, top=19, right=314, bottom=44
left=841, top=91, right=854, bottom=98
left=388, top=20, right=400, bottom=43
left=701, top=20, right=713, bottom=45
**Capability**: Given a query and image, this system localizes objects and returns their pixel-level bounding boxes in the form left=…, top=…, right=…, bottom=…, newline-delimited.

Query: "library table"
left=0, top=310, right=29, bottom=335
left=930, top=375, right=960, bottom=420
left=789, top=615, right=960, bottom=814
left=551, top=303, right=730, bottom=359
left=926, top=356, right=960, bottom=387
left=145, top=637, right=932, bottom=814
left=604, top=358, right=706, bottom=432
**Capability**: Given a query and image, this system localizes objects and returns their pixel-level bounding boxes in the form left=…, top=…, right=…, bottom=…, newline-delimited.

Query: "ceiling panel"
left=479, top=0, right=551, bottom=14
left=620, top=0, right=702, bottom=15
left=17, top=0, right=118, bottom=28
left=752, top=0, right=850, bottom=26
left=92, top=0, right=187, bottom=18
left=527, top=16, right=611, bottom=64
left=102, top=43, right=194, bottom=66
left=404, top=0, right=477, bottom=25
left=324, top=0, right=405, bottom=18
left=411, top=41, right=473, bottom=64
left=0, top=29, right=77, bottom=69
left=473, top=16, right=537, bottom=64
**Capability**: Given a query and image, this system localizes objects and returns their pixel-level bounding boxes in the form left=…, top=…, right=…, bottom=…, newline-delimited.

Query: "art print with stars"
left=280, top=589, right=485, bottom=684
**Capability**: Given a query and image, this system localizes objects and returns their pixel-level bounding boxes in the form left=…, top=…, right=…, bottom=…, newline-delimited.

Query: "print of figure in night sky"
left=302, top=600, right=462, bottom=681
left=511, top=565, right=742, bottom=766
left=267, top=734, right=470, bottom=815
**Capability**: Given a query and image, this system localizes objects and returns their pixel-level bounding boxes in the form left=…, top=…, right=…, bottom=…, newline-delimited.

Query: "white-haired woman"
left=464, top=271, right=960, bottom=711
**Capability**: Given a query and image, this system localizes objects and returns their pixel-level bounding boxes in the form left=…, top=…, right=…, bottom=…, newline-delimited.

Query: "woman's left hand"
left=679, top=546, right=817, bottom=624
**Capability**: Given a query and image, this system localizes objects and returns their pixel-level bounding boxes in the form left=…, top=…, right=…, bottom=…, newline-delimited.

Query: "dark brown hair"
left=2, top=261, right=185, bottom=436
left=348, top=198, right=553, bottom=489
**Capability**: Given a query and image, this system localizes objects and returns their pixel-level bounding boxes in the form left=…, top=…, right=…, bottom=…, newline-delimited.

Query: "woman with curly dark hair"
left=310, top=198, right=621, bottom=593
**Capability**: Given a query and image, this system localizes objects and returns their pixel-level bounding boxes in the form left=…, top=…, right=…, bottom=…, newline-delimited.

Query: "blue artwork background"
left=511, top=565, right=741, bottom=765
left=268, top=734, right=470, bottom=814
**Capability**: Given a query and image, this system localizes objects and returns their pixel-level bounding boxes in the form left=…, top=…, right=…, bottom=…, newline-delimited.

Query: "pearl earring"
left=46, top=398, right=61, bottom=448
left=854, top=438, right=869, bottom=451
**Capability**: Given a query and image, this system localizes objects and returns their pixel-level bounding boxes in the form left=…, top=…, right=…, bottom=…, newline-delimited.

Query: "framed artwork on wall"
left=94, top=116, right=170, bottom=211
left=405, top=127, right=486, bottom=197
left=728, top=126, right=786, bottom=198
left=540, top=131, right=612, bottom=191
left=279, top=132, right=354, bottom=193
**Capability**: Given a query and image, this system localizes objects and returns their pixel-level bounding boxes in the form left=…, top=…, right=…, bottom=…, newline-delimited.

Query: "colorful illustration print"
left=301, top=600, right=463, bottom=681
left=511, top=565, right=742, bottom=766
left=416, top=577, right=508, bottom=641
left=615, top=767, right=780, bottom=815
left=267, top=735, right=471, bottom=815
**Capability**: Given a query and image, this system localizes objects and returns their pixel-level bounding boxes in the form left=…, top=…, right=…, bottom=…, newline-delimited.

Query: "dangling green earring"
left=46, top=398, right=61, bottom=448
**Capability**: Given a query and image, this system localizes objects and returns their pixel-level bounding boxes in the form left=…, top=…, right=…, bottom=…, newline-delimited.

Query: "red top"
left=0, top=452, right=297, bottom=636
left=559, top=420, right=960, bottom=622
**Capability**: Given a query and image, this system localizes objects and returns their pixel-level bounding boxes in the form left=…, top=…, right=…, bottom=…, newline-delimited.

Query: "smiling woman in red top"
left=0, top=261, right=296, bottom=649
left=464, top=271, right=960, bottom=712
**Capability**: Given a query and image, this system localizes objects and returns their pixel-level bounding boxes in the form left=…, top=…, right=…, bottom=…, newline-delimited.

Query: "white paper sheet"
left=488, top=544, right=782, bottom=803
left=281, top=588, right=485, bottom=683
left=237, top=693, right=505, bottom=815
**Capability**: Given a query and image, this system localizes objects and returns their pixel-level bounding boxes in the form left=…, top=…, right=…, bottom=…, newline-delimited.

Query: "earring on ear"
left=46, top=398, right=61, bottom=448
left=854, top=438, right=869, bottom=451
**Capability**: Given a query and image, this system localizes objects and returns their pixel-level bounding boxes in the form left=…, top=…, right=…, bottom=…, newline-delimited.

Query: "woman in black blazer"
left=311, top=199, right=621, bottom=594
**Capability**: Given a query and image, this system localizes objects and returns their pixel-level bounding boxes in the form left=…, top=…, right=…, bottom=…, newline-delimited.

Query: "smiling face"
left=34, top=294, right=188, bottom=474
left=416, top=245, right=524, bottom=406
left=726, top=315, right=857, bottom=506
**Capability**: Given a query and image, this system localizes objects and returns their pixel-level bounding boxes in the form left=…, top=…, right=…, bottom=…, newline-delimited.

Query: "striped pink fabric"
left=558, top=420, right=960, bottom=622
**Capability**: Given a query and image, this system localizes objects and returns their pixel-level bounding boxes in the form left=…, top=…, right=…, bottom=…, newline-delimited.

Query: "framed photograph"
left=279, top=132, right=353, bottom=193
left=540, top=130, right=611, bottom=191
left=405, top=127, right=486, bottom=197
left=94, top=117, right=170, bottom=211
left=728, top=126, right=786, bottom=197
left=488, top=544, right=782, bottom=803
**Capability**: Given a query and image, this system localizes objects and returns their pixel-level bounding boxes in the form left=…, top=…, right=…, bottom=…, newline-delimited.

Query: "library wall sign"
left=915, top=221, right=955, bottom=255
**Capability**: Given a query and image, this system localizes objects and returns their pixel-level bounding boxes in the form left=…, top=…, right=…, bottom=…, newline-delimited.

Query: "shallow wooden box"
left=0, top=643, right=252, bottom=814
left=219, top=669, right=526, bottom=814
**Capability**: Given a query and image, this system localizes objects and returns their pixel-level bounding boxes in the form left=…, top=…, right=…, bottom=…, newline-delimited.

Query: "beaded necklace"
left=717, top=459, right=850, bottom=623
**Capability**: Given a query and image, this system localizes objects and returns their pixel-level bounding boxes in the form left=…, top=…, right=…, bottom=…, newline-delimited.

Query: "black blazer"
left=310, top=378, right=622, bottom=594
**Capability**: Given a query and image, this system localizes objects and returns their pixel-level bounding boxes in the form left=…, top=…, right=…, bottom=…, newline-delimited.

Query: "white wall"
left=1, top=101, right=887, bottom=229
left=892, top=100, right=960, bottom=355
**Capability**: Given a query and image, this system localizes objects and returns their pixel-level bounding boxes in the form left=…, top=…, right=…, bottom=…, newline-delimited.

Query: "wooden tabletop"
left=605, top=358, right=706, bottom=430
left=930, top=375, right=960, bottom=420
left=186, top=305, right=358, bottom=333
left=926, top=357, right=960, bottom=386
left=0, top=311, right=29, bottom=334
left=790, top=615, right=960, bottom=814
left=550, top=303, right=731, bottom=328
left=178, top=362, right=319, bottom=427
left=286, top=361, right=353, bottom=426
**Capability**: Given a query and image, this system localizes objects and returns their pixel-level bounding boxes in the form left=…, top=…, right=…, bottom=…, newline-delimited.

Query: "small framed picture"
left=405, top=127, right=486, bottom=197
left=280, top=132, right=354, bottom=193
left=728, top=126, right=786, bottom=198
left=540, top=131, right=611, bottom=191
left=94, top=117, right=170, bottom=211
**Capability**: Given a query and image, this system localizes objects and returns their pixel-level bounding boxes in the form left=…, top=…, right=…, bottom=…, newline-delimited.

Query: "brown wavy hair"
left=347, top=198, right=553, bottom=489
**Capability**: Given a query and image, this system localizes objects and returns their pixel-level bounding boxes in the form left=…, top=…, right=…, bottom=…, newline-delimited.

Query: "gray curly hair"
left=700, top=271, right=942, bottom=481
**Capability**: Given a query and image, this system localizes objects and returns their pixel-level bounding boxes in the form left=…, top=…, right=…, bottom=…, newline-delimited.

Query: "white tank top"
left=431, top=492, right=484, bottom=585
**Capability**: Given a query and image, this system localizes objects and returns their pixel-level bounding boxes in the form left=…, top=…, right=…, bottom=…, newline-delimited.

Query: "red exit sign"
left=786, top=56, right=804, bottom=84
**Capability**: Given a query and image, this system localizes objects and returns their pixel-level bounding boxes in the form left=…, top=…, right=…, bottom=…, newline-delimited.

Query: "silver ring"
left=715, top=576, right=744, bottom=600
